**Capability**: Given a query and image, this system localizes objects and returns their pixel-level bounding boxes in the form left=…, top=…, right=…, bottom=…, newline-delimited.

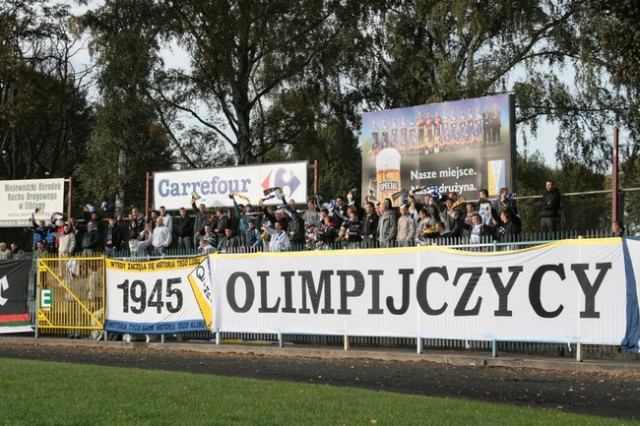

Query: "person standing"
left=152, top=217, right=171, bottom=256
left=81, top=221, right=100, bottom=255
left=158, top=206, right=173, bottom=236
left=396, top=205, right=415, bottom=247
left=104, top=217, right=124, bottom=257
left=538, top=180, right=562, bottom=233
left=217, top=226, right=241, bottom=253
left=192, top=201, right=208, bottom=250
left=175, top=207, right=194, bottom=251
left=361, top=201, right=379, bottom=248
left=377, top=200, right=397, bottom=248
left=264, top=220, right=291, bottom=252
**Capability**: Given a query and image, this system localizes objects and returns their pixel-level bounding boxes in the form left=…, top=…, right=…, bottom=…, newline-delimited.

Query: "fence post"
left=576, top=342, right=583, bottom=362
left=417, top=337, right=423, bottom=354
left=492, top=340, right=498, bottom=357
left=343, top=335, right=350, bottom=351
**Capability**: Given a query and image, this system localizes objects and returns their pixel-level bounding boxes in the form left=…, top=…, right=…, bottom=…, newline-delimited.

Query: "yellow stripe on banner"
left=188, top=274, right=213, bottom=329
left=216, top=237, right=624, bottom=259
left=106, top=256, right=208, bottom=272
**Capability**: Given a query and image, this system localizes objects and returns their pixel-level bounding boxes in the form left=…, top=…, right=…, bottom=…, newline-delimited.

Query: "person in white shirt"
left=158, top=205, right=173, bottom=234
left=152, top=217, right=172, bottom=256
left=263, top=220, right=291, bottom=252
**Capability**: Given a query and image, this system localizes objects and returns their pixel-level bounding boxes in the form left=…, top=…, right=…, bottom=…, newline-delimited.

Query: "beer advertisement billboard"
left=360, top=94, right=515, bottom=206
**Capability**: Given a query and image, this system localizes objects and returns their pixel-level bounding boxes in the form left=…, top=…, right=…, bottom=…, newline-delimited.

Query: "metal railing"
left=29, top=230, right=636, bottom=361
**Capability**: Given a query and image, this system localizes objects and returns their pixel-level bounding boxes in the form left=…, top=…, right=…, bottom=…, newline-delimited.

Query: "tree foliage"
left=0, top=0, right=91, bottom=180
left=152, top=0, right=367, bottom=167
left=74, top=0, right=172, bottom=211
left=4, top=0, right=636, bottom=217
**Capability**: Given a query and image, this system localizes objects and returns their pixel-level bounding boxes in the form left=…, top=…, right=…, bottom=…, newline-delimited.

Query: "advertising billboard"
left=0, top=178, right=65, bottom=227
left=360, top=94, right=515, bottom=205
left=153, top=161, right=308, bottom=210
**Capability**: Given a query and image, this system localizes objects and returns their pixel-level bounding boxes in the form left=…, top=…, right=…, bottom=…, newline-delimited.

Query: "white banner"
left=0, top=178, right=64, bottom=227
left=105, top=257, right=212, bottom=334
left=153, top=162, right=308, bottom=210
left=213, top=239, right=628, bottom=344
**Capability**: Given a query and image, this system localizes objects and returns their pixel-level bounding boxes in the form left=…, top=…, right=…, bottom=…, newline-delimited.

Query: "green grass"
left=0, top=358, right=635, bottom=425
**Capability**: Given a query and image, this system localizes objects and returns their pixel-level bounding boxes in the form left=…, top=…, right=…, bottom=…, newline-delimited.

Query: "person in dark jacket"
left=81, top=220, right=100, bottom=254
left=175, top=207, right=194, bottom=251
left=104, top=217, right=124, bottom=257
left=538, top=180, right=561, bottom=233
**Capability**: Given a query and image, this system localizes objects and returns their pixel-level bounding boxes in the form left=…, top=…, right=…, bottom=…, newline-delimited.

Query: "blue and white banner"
left=104, top=238, right=640, bottom=348
left=213, top=239, right=628, bottom=344
left=104, top=257, right=211, bottom=334
left=153, top=161, right=308, bottom=210
left=621, top=236, right=640, bottom=353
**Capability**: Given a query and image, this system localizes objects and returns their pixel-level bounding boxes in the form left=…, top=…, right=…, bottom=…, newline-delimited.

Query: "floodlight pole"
left=67, top=176, right=73, bottom=218
left=612, top=128, right=619, bottom=224
left=146, top=172, right=152, bottom=218
left=312, top=160, right=318, bottom=195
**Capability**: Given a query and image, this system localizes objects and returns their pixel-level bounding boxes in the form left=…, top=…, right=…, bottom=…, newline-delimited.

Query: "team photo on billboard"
left=360, top=94, right=515, bottom=205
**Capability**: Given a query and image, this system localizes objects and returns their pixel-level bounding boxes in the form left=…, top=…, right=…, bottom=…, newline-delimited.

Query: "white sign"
left=105, top=257, right=212, bottom=334
left=212, top=239, right=628, bottom=344
left=0, top=178, right=64, bottom=227
left=153, top=162, right=308, bottom=210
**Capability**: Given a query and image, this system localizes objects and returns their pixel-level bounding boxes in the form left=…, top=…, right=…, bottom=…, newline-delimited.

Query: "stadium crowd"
left=3, top=180, right=581, bottom=259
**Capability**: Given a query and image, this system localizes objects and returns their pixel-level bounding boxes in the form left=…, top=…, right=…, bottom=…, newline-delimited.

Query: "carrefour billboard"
left=153, top=162, right=308, bottom=210
left=360, top=94, right=515, bottom=205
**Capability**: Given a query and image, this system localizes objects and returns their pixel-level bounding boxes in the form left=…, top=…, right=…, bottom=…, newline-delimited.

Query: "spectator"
left=30, top=213, right=50, bottom=250
left=104, top=217, right=124, bottom=257
left=114, top=212, right=128, bottom=251
left=396, top=205, right=415, bottom=247
left=129, top=207, right=145, bottom=233
left=476, top=189, right=493, bottom=226
left=130, top=222, right=153, bottom=257
left=264, top=220, right=291, bottom=252
left=0, top=243, right=11, bottom=260
left=197, top=239, right=216, bottom=254
left=244, top=218, right=262, bottom=251
left=315, top=215, right=338, bottom=249
left=202, top=224, right=218, bottom=249
left=213, top=208, right=230, bottom=242
left=55, top=220, right=77, bottom=256
left=343, top=208, right=363, bottom=249
left=611, top=221, right=625, bottom=237
left=303, top=199, right=321, bottom=229
left=192, top=201, right=208, bottom=250
left=463, top=213, right=493, bottom=246
left=217, top=226, right=241, bottom=253
left=361, top=201, right=379, bottom=248
left=538, top=180, right=561, bottom=233
left=81, top=221, right=100, bottom=255
left=175, top=207, right=194, bottom=251
left=377, top=199, right=397, bottom=248
left=152, top=217, right=172, bottom=256
left=493, top=209, right=522, bottom=242
left=33, top=241, right=48, bottom=258
left=158, top=206, right=173, bottom=234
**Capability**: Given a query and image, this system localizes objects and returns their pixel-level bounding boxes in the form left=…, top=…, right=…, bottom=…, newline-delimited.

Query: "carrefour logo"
left=261, top=168, right=301, bottom=197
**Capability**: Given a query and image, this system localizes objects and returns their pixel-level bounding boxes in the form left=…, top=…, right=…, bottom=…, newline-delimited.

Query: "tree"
left=345, top=1, right=640, bottom=175
left=153, top=0, right=367, bottom=166
left=74, top=0, right=172, bottom=212
left=0, top=0, right=91, bottom=180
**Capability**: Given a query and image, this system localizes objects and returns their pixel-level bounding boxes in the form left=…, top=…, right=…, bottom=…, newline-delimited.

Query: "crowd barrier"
left=3, top=232, right=636, bottom=361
